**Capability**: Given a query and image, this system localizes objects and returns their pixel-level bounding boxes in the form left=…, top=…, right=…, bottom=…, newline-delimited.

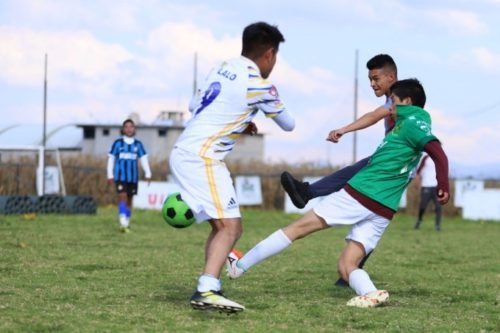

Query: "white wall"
left=462, top=189, right=500, bottom=221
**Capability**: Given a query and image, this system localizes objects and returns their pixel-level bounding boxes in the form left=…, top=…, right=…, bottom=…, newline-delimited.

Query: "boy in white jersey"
left=169, top=22, right=294, bottom=313
left=227, top=79, right=450, bottom=308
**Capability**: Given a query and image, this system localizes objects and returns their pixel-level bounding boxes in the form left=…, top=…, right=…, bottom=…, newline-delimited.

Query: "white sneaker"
left=190, top=290, right=245, bottom=314
left=346, top=290, right=389, bottom=308
left=226, top=249, right=245, bottom=279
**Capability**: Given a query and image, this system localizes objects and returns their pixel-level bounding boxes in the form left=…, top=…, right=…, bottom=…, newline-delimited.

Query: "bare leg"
left=203, top=218, right=242, bottom=278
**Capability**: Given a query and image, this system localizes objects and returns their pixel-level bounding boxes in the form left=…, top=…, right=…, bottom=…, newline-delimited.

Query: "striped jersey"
left=109, top=137, right=147, bottom=183
left=175, top=56, right=287, bottom=160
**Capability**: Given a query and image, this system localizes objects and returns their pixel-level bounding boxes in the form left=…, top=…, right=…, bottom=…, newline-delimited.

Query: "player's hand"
left=326, top=129, right=344, bottom=143
left=242, top=122, right=258, bottom=136
left=107, top=178, right=114, bottom=186
left=437, top=189, right=449, bottom=205
left=145, top=178, right=151, bottom=186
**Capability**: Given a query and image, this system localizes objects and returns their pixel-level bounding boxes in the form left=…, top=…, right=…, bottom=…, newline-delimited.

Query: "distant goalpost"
left=0, top=145, right=66, bottom=196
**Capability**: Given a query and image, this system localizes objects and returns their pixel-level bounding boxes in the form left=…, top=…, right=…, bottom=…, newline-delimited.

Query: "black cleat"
left=281, top=171, right=310, bottom=209
left=335, top=278, right=349, bottom=287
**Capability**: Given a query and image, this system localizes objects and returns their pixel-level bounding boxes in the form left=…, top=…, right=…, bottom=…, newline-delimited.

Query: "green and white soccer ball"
left=161, top=192, right=196, bottom=228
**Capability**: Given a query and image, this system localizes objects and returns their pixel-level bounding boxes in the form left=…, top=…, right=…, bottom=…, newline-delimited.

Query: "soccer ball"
left=161, top=192, right=196, bottom=228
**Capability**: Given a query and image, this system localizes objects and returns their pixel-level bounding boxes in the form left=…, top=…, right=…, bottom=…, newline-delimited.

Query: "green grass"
left=0, top=208, right=499, bottom=333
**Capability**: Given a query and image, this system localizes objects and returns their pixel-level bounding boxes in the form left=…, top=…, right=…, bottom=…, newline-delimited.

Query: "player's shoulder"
left=133, top=138, right=145, bottom=146
left=206, top=57, right=251, bottom=85
left=111, top=137, right=124, bottom=145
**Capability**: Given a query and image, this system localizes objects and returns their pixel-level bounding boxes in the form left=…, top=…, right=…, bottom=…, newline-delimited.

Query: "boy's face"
left=259, top=48, right=278, bottom=79
left=368, top=68, right=396, bottom=97
left=123, top=122, right=136, bottom=137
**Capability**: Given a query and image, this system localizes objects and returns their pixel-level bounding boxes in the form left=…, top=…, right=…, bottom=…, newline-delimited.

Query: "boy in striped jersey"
left=107, top=119, right=151, bottom=232
left=169, top=22, right=295, bottom=313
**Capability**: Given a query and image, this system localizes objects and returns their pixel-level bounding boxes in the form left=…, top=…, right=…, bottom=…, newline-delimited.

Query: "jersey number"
left=194, top=82, right=221, bottom=115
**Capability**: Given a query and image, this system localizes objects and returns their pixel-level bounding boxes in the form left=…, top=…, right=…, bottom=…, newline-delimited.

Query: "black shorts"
left=115, top=182, right=138, bottom=196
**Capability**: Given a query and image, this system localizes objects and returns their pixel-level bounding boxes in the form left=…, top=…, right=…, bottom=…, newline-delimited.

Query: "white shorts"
left=313, top=189, right=390, bottom=254
left=169, top=147, right=241, bottom=223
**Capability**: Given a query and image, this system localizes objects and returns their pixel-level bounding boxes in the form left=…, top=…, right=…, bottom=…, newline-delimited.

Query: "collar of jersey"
left=123, top=136, right=135, bottom=144
left=240, top=56, right=261, bottom=76
left=395, top=104, right=425, bottom=120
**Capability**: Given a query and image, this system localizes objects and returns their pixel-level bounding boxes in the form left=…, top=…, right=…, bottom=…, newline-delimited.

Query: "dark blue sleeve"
left=109, top=139, right=121, bottom=156
left=309, top=156, right=371, bottom=197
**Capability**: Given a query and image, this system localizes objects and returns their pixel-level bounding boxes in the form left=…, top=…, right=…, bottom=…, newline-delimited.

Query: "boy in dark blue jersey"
left=107, top=119, right=151, bottom=232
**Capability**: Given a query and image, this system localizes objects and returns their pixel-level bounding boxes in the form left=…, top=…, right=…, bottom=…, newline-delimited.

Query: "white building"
left=0, top=111, right=265, bottom=163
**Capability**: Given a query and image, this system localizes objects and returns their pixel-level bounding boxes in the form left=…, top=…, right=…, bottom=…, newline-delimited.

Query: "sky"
left=1, top=0, right=499, bottom=178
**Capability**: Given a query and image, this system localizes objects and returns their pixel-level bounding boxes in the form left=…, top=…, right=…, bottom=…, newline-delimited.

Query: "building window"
left=83, top=127, right=95, bottom=139
left=158, top=129, right=167, bottom=137
left=103, top=128, right=110, bottom=136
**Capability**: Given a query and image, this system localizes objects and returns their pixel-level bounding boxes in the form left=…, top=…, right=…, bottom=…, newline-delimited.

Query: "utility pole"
left=352, top=49, right=359, bottom=164
left=42, top=53, right=48, bottom=195
left=192, top=52, right=198, bottom=96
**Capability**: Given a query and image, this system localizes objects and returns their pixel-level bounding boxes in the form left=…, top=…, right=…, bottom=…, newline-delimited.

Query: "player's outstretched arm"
left=424, top=140, right=450, bottom=205
left=327, top=105, right=390, bottom=143
left=272, top=111, right=295, bottom=131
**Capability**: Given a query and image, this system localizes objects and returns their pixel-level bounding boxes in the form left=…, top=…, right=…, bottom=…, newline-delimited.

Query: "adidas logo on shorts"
left=227, top=197, right=238, bottom=210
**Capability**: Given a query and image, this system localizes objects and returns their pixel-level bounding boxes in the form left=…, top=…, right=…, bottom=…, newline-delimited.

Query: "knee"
left=220, top=218, right=243, bottom=239
left=232, top=223, right=243, bottom=240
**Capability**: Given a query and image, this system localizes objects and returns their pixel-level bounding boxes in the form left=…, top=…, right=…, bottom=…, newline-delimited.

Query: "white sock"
left=197, top=274, right=221, bottom=292
left=348, top=269, right=377, bottom=296
left=238, top=229, right=292, bottom=271
left=119, top=214, right=128, bottom=227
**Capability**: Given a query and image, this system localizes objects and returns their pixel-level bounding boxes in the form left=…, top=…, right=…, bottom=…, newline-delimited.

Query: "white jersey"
left=383, top=97, right=394, bottom=134
left=417, top=154, right=437, bottom=187
left=175, top=56, right=287, bottom=160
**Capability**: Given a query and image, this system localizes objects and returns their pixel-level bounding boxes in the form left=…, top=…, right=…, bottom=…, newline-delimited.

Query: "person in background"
left=107, top=119, right=151, bottom=232
left=414, top=153, right=442, bottom=231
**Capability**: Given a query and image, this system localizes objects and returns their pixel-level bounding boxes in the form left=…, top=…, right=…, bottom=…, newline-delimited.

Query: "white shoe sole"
left=346, top=290, right=389, bottom=308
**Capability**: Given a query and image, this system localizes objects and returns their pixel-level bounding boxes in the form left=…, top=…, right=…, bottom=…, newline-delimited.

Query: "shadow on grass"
left=153, top=283, right=193, bottom=305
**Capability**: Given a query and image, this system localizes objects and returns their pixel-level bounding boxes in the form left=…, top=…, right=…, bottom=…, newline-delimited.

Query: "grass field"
left=1, top=208, right=499, bottom=333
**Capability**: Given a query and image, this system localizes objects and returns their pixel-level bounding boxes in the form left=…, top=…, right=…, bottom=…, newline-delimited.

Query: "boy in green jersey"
left=226, top=78, right=450, bottom=308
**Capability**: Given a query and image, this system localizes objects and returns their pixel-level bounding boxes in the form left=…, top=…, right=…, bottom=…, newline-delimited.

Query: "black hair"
left=366, top=54, right=397, bottom=76
left=241, top=22, right=285, bottom=58
left=120, top=118, right=135, bottom=135
left=390, top=78, right=426, bottom=108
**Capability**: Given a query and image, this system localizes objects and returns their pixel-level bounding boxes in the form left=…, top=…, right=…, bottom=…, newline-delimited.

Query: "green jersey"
left=348, top=105, right=438, bottom=211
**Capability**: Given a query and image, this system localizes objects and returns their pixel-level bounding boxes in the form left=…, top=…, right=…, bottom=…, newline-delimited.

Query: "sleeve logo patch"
left=269, top=85, right=279, bottom=97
